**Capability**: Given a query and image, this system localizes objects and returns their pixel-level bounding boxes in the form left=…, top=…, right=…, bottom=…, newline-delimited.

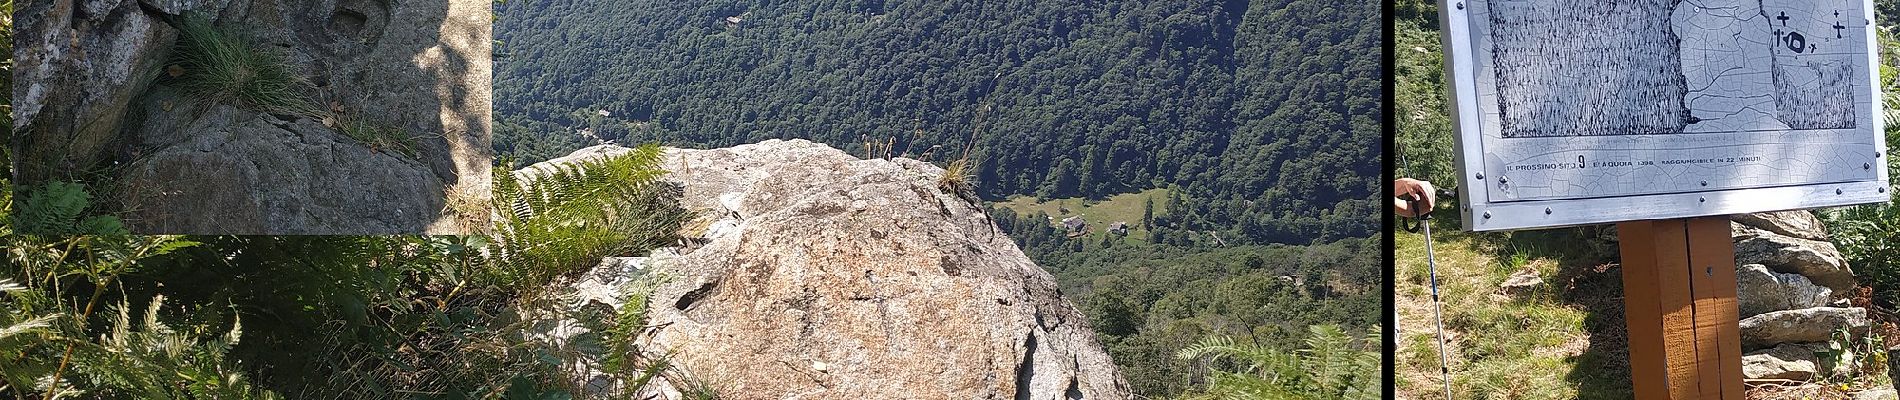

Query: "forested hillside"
left=494, top=1, right=1383, bottom=397
left=494, top=0, right=1381, bottom=245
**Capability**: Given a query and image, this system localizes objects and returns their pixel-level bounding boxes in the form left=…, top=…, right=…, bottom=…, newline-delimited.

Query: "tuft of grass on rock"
left=333, top=114, right=420, bottom=159
left=170, top=14, right=316, bottom=116
left=937, top=158, right=974, bottom=197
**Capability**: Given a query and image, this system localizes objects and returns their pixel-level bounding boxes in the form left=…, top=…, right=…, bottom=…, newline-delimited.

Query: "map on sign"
left=1440, top=0, right=1889, bottom=231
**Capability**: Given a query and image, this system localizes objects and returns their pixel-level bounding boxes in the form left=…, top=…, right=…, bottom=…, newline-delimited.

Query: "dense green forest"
left=494, top=0, right=1382, bottom=245
left=994, top=204, right=1382, bottom=395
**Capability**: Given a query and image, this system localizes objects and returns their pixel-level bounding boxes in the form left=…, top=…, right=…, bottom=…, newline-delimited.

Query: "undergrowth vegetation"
left=11, top=180, right=126, bottom=235
left=0, top=134, right=699, bottom=398
left=1175, top=325, right=1382, bottom=400
left=1828, top=17, right=1900, bottom=311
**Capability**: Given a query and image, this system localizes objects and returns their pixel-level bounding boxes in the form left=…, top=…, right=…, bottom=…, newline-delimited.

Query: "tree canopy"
left=494, top=0, right=1382, bottom=245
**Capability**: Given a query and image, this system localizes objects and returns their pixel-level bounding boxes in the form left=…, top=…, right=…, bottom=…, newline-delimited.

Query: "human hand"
left=1393, top=178, right=1436, bottom=218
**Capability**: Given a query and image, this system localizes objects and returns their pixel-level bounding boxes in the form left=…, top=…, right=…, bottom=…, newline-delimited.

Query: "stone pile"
left=1732, top=211, right=1873, bottom=385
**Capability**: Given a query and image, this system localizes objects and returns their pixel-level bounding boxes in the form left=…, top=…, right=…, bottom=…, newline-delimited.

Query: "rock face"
left=531, top=140, right=1132, bottom=399
left=13, top=0, right=176, bottom=183
left=116, top=102, right=450, bottom=234
left=1741, top=342, right=1856, bottom=381
left=1732, top=212, right=1831, bottom=241
left=13, top=0, right=491, bottom=234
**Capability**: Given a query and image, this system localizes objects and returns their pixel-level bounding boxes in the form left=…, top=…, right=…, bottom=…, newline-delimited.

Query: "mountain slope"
left=493, top=0, right=1381, bottom=244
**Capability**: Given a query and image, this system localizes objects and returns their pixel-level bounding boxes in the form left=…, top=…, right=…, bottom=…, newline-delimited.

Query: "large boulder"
left=217, top=0, right=495, bottom=198
left=1733, top=225, right=1855, bottom=295
left=1735, top=264, right=1833, bottom=318
left=12, top=0, right=175, bottom=183
left=1739, top=307, right=1869, bottom=350
left=531, top=140, right=1133, bottom=399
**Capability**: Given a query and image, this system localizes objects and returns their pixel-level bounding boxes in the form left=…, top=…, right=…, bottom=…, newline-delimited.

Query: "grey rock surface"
left=530, top=140, right=1133, bottom=400
left=1859, top=388, right=1900, bottom=400
left=1735, top=264, right=1833, bottom=318
left=117, top=105, right=448, bottom=234
left=1739, top=307, right=1869, bottom=350
left=12, top=0, right=175, bottom=183
left=1741, top=343, right=1832, bottom=381
left=1734, top=225, right=1855, bottom=295
left=1734, top=211, right=1831, bottom=241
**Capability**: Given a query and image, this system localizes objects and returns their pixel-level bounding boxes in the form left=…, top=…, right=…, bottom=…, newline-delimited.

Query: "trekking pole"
left=1400, top=191, right=1453, bottom=400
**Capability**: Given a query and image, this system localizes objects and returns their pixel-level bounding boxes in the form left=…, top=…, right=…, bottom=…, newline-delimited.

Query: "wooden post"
left=1617, top=217, right=1745, bottom=400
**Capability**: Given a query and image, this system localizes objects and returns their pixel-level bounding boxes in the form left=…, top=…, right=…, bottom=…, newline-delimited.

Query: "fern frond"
left=487, top=144, right=686, bottom=288
left=0, top=315, right=56, bottom=340
left=603, top=274, right=668, bottom=375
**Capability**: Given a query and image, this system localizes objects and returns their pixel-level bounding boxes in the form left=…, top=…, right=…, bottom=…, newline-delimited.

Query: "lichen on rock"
left=530, top=140, right=1133, bottom=399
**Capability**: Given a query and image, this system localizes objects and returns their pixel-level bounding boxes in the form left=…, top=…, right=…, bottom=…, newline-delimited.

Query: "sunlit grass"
left=1394, top=226, right=1624, bottom=400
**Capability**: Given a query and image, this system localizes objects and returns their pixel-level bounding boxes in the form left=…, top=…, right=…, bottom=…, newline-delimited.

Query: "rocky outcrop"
left=13, top=0, right=176, bottom=183
left=1732, top=211, right=1831, bottom=242
left=529, top=140, right=1132, bottom=399
left=13, top=0, right=491, bottom=234
left=115, top=102, right=450, bottom=234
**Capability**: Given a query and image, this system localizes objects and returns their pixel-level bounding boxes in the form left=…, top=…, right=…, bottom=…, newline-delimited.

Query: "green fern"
left=1176, top=325, right=1381, bottom=400
left=603, top=275, right=666, bottom=375
left=490, top=143, right=687, bottom=288
left=66, top=296, right=277, bottom=400
left=13, top=181, right=125, bottom=235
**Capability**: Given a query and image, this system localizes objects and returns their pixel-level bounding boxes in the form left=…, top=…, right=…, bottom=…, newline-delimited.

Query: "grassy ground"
left=1393, top=218, right=1632, bottom=400
left=993, top=187, right=1169, bottom=241
left=1396, top=216, right=1897, bottom=399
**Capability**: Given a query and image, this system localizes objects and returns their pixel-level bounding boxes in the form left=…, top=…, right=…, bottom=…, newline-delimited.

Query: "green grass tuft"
left=170, top=15, right=316, bottom=116
left=334, top=115, right=419, bottom=159
left=937, top=158, right=974, bottom=197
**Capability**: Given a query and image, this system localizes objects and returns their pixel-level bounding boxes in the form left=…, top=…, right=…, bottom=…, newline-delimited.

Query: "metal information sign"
left=1439, top=0, right=1889, bottom=231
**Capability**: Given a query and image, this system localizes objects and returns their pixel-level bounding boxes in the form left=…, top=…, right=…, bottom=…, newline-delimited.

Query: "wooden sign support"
left=1616, top=217, right=1745, bottom=400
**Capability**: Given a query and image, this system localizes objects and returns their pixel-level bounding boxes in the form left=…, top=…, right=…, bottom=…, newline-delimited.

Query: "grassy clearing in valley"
left=993, top=187, right=1169, bottom=242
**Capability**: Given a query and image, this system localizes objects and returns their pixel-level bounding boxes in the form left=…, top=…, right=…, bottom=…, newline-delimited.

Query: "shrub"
left=1175, top=325, right=1381, bottom=400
